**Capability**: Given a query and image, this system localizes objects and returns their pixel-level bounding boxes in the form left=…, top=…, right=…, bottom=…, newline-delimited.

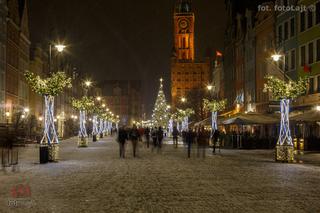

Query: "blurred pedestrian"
left=117, top=126, right=128, bottom=158
left=157, top=126, right=164, bottom=152
left=138, top=127, right=144, bottom=142
left=129, top=125, right=140, bottom=157
left=186, top=128, right=195, bottom=158
left=212, top=130, right=220, bottom=153
left=144, top=127, right=150, bottom=148
left=151, top=127, right=158, bottom=151
left=197, top=126, right=209, bottom=158
left=172, top=126, right=179, bottom=148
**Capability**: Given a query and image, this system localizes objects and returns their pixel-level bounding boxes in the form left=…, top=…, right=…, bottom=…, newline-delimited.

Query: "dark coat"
left=118, top=128, right=128, bottom=143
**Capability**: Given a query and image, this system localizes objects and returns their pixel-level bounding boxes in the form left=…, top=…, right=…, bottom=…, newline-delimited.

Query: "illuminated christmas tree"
left=152, top=78, right=169, bottom=128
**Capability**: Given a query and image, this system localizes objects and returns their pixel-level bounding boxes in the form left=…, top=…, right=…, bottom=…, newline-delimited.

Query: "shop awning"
left=222, top=113, right=279, bottom=125
left=291, top=110, right=320, bottom=122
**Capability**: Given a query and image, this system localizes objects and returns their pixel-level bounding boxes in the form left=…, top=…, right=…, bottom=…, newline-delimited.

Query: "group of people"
left=117, top=125, right=164, bottom=158
left=182, top=126, right=221, bottom=158
left=117, top=124, right=221, bottom=159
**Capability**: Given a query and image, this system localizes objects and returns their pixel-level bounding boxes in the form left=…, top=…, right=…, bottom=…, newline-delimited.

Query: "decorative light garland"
left=203, top=99, right=227, bottom=133
left=264, top=75, right=307, bottom=161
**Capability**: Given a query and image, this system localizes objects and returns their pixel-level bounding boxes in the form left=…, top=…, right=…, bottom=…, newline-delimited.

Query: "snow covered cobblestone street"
left=1, top=136, right=320, bottom=212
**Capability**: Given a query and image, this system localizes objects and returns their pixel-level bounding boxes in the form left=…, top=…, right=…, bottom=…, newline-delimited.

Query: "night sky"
left=29, top=0, right=226, bottom=115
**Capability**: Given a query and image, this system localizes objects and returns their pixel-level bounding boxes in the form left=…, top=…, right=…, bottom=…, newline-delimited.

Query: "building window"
left=317, top=39, right=320, bottom=62
left=300, top=11, right=306, bottom=32
left=290, top=18, right=295, bottom=37
left=284, top=22, right=289, bottom=40
left=309, top=78, right=314, bottom=94
left=309, top=42, right=314, bottom=64
left=290, top=49, right=296, bottom=70
left=317, top=2, right=320, bottom=24
left=300, top=45, right=306, bottom=66
left=307, top=10, right=313, bottom=28
left=278, top=25, right=283, bottom=43
left=285, top=52, right=289, bottom=71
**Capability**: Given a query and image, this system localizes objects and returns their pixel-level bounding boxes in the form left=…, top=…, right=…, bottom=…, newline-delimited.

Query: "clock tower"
left=173, top=0, right=194, bottom=61
left=171, top=0, right=211, bottom=109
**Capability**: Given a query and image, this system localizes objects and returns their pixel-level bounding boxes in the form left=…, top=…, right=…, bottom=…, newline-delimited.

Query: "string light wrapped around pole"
left=25, top=71, right=72, bottom=163
left=264, top=75, right=308, bottom=162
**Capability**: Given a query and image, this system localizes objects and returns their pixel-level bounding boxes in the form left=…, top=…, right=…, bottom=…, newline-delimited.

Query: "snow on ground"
left=1, top=136, right=320, bottom=212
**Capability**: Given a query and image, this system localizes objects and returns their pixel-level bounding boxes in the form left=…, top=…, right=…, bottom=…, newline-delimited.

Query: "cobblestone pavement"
left=1, top=136, right=320, bottom=213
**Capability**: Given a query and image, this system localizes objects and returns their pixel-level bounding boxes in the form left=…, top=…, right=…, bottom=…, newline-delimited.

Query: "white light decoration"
left=278, top=99, right=292, bottom=146
left=25, top=71, right=72, bottom=162
left=79, top=110, right=87, bottom=139
left=264, top=75, right=308, bottom=162
left=203, top=99, right=227, bottom=134
left=92, top=115, right=99, bottom=136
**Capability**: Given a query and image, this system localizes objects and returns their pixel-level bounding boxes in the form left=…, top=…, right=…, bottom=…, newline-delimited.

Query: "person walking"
left=212, top=129, right=220, bottom=153
left=197, top=126, right=209, bottom=158
left=144, top=127, right=150, bottom=148
left=117, top=126, right=128, bottom=158
left=172, top=126, right=179, bottom=148
left=138, top=127, right=144, bottom=142
left=151, top=128, right=158, bottom=151
left=157, top=127, right=164, bottom=152
left=129, top=125, right=140, bottom=157
left=186, top=128, right=195, bottom=158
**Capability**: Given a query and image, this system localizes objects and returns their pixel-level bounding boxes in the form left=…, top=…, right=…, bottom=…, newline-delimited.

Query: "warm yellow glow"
left=207, top=85, right=213, bottom=91
left=21, top=115, right=25, bottom=119
left=5, top=112, right=10, bottom=117
left=55, top=44, right=66, bottom=52
left=116, top=115, right=119, bottom=118
left=181, top=97, right=186, bottom=103
left=316, top=106, right=320, bottom=111
left=39, top=116, right=43, bottom=121
left=96, top=97, right=101, bottom=101
left=24, top=107, right=30, bottom=113
left=106, top=108, right=110, bottom=112
left=271, top=54, right=282, bottom=62
left=167, top=105, right=171, bottom=109
left=57, top=115, right=60, bottom=119
left=84, top=80, right=92, bottom=87
left=102, top=104, right=106, bottom=108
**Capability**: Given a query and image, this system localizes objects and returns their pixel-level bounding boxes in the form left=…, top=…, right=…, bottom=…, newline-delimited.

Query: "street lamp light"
left=207, top=85, right=213, bottom=91
left=102, top=104, right=106, bottom=108
left=24, top=107, right=30, bottom=113
left=181, top=97, right=186, bottom=103
left=55, top=44, right=66, bottom=53
left=84, top=80, right=92, bottom=88
left=316, top=106, right=320, bottom=111
left=271, top=54, right=282, bottom=62
left=96, top=96, right=101, bottom=101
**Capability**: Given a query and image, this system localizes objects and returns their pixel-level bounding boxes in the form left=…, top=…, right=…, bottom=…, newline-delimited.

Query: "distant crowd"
left=117, top=125, right=222, bottom=158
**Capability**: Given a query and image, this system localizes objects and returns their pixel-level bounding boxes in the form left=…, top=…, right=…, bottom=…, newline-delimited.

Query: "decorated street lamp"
left=25, top=71, right=72, bottom=163
left=71, top=96, right=95, bottom=147
left=203, top=99, right=227, bottom=134
left=264, top=75, right=308, bottom=162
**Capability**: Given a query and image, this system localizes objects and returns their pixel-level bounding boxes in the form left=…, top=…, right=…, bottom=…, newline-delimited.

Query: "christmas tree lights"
left=152, top=78, right=169, bottom=128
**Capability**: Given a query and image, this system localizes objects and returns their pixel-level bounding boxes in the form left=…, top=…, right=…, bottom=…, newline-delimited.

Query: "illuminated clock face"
left=179, top=20, right=189, bottom=29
